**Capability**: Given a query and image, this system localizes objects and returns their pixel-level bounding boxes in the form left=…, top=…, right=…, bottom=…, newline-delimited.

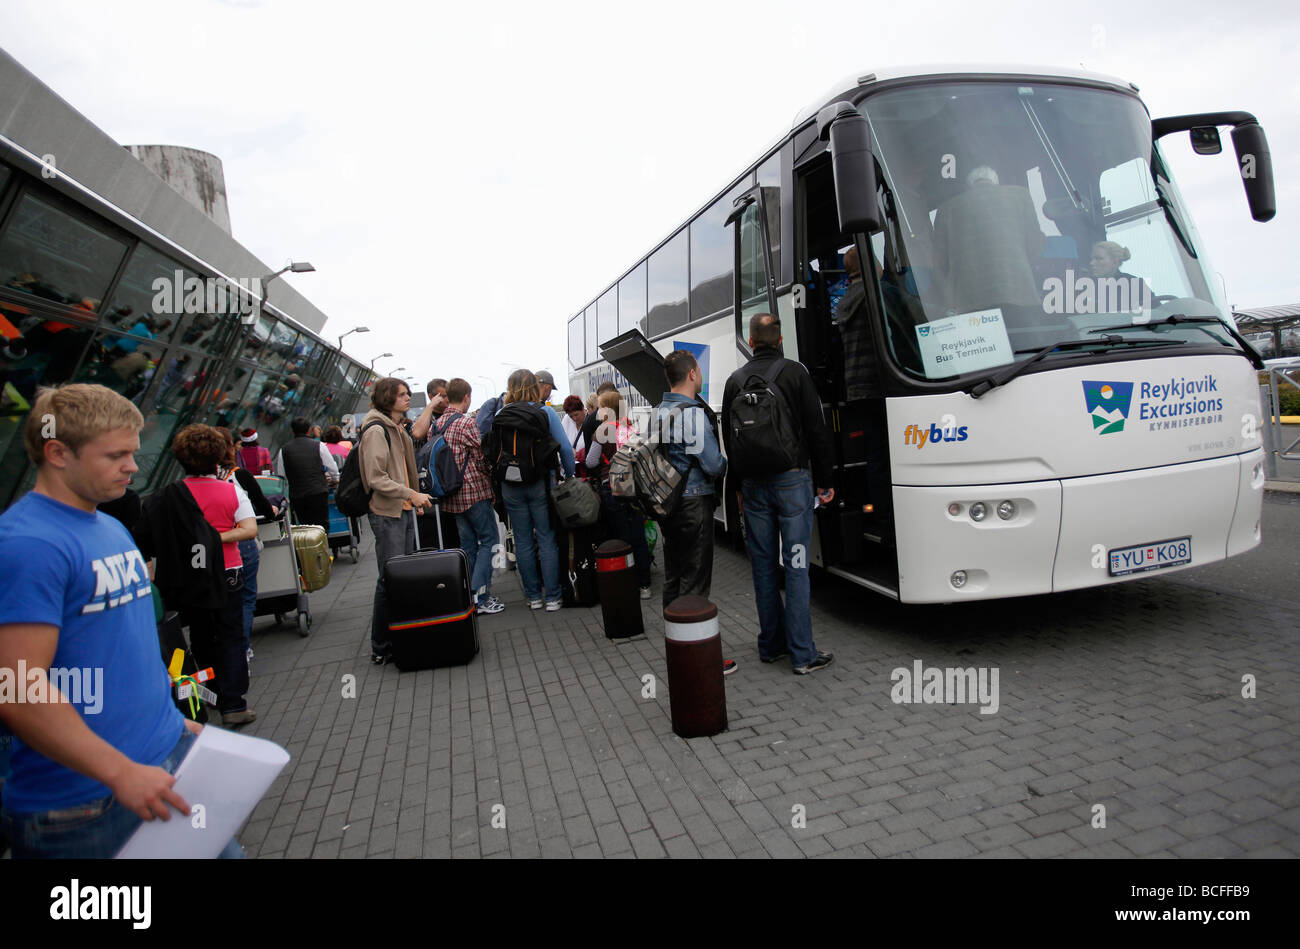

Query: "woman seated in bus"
left=586, top=389, right=653, bottom=599
left=1087, top=241, right=1153, bottom=313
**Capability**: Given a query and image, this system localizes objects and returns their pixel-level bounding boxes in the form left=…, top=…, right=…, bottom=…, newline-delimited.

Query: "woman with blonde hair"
left=490, top=368, right=575, bottom=610
left=1089, top=241, right=1153, bottom=312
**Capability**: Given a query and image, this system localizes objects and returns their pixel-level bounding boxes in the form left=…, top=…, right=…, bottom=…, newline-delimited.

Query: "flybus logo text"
left=902, top=422, right=969, bottom=448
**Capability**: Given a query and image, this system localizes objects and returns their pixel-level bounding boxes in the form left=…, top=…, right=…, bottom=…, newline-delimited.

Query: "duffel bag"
left=550, top=474, right=601, bottom=528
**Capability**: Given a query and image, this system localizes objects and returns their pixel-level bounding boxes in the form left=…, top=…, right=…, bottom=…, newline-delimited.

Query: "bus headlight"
left=969, top=502, right=987, bottom=522
left=947, top=502, right=962, bottom=516
left=951, top=570, right=968, bottom=588
left=997, top=500, right=1016, bottom=520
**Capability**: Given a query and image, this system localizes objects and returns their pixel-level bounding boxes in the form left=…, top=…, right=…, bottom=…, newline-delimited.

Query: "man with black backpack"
left=721, top=314, right=836, bottom=676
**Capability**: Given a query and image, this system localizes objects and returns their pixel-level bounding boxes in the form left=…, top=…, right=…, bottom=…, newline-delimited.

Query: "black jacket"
left=133, top=482, right=225, bottom=611
left=837, top=279, right=882, bottom=400
left=721, top=347, right=835, bottom=489
left=280, top=436, right=328, bottom=500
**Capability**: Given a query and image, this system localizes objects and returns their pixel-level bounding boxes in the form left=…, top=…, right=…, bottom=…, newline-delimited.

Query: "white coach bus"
left=565, top=64, right=1274, bottom=603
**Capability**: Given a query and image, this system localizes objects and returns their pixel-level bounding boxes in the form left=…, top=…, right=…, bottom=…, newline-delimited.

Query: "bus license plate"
left=1108, top=537, right=1191, bottom=577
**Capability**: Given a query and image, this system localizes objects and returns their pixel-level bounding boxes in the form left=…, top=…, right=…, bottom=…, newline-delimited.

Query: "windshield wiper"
left=1088, top=314, right=1264, bottom=369
left=1153, top=180, right=1197, bottom=259
left=967, top=335, right=1184, bottom=399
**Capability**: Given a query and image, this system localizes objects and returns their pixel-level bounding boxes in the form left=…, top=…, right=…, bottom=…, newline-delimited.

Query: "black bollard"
left=663, top=596, right=727, bottom=738
left=595, top=539, right=643, bottom=640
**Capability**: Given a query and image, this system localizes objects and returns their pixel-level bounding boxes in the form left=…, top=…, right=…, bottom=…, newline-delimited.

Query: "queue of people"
left=354, top=332, right=839, bottom=680
left=0, top=329, right=843, bottom=858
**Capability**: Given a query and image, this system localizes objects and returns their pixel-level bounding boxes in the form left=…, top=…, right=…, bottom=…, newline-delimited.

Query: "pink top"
left=325, top=442, right=350, bottom=461
left=184, top=476, right=243, bottom=570
left=237, top=445, right=272, bottom=474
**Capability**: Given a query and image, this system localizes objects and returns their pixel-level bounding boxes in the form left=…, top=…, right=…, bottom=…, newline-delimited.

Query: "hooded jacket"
left=359, top=408, right=420, bottom=517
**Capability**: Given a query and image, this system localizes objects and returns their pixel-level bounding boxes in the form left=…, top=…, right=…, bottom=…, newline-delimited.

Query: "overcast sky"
left=2, top=0, right=1296, bottom=402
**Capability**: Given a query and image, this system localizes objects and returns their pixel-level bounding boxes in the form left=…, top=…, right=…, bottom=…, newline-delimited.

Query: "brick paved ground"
left=234, top=496, right=1300, bottom=858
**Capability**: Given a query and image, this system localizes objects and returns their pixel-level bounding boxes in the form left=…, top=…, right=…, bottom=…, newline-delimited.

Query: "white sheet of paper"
left=115, top=725, right=290, bottom=858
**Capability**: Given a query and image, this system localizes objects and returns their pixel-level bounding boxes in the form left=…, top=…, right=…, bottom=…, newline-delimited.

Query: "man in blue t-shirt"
left=0, top=383, right=241, bottom=858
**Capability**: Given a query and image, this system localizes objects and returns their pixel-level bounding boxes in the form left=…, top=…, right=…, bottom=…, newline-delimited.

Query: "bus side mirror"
left=1231, top=123, right=1275, bottom=222
left=1189, top=126, right=1221, bottom=155
left=818, top=103, right=882, bottom=234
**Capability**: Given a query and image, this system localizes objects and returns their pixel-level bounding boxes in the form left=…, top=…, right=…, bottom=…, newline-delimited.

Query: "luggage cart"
left=326, top=488, right=360, bottom=563
left=253, top=476, right=312, bottom=636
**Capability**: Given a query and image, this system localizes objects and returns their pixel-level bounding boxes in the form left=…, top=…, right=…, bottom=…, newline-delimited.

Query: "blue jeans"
left=1, top=727, right=244, bottom=859
left=369, top=510, right=416, bottom=653
left=238, top=538, right=260, bottom=648
left=455, top=499, right=499, bottom=603
left=742, top=469, right=817, bottom=667
left=502, top=480, right=560, bottom=603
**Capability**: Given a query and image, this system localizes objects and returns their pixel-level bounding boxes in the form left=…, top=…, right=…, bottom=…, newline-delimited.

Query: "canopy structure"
left=1235, top=304, right=1300, bottom=359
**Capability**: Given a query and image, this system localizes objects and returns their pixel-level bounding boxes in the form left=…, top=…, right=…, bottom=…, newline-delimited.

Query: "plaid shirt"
left=440, top=413, right=494, bottom=513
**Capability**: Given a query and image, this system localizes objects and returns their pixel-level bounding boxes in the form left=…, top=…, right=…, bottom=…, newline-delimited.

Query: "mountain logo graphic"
left=1082, top=380, right=1134, bottom=434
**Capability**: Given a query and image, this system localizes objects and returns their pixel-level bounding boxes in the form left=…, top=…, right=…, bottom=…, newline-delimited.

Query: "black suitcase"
left=385, top=504, right=479, bottom=671
left=560, top=522, right=600, bottom=608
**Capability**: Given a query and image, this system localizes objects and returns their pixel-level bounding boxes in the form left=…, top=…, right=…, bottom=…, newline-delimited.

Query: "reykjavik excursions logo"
left=1083, top=374, right=1224, bottom=436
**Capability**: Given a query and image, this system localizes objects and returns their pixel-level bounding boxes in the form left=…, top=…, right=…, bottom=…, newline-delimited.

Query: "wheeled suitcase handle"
left=411, top=499, right=445, bottom=551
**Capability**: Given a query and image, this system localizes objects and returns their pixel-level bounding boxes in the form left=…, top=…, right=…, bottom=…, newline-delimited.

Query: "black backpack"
left=335, top=420, right=389, bottom=517
left=485, top=402, right=559, bottom=484
left=727, top=358, right=801, bottom=475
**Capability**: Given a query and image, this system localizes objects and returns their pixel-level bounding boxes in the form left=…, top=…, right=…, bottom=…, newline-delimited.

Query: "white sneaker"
left=528, top=599, right=543, bottom=610
left=545, top=600, right=562, bottom=612
left=639, top=586, right=652, bottom=600
left=476, top=596, right=505, bottom=615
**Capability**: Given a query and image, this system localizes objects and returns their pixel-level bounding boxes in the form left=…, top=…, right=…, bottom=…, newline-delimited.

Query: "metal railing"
left=1263, top=356, right=1300, bottom=479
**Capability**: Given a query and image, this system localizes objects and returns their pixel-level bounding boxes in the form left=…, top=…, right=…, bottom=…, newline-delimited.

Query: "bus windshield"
left=860, top=81, right=1237, bottom=382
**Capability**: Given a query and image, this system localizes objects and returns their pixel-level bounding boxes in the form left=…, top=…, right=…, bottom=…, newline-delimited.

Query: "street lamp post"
left=260, top=260, right=315, bottom=318
left=338, top=326, right=370, bottom=350
left=370, top=352, right=394, bottom=370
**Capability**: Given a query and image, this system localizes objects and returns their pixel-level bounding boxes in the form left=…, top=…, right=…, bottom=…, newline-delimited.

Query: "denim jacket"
left=652, top=392, right=727, bottom=497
